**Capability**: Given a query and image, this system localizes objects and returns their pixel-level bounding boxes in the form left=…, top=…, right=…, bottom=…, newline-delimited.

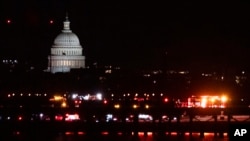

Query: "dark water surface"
left=2, top=132, right=229, bottom=141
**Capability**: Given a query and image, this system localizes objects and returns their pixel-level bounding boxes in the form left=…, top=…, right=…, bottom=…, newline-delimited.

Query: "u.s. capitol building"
left=48, top=15, right=85, bottom=73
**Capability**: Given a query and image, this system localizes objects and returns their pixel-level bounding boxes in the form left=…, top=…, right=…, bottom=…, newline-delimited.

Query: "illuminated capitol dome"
left=48, top=15, right=85, bottom=73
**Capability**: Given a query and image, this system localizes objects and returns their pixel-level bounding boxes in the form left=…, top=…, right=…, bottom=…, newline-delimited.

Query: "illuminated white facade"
left=48, top=15, right=85, bottom=73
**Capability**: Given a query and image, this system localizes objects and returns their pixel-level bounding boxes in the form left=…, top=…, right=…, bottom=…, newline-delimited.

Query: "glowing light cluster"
left=50, top=95, right=64, bottom=101
left=114, top=104, right=120, bottom=109
left=138, top=114, right=153, bottom=121
left=72, top=93, right=103, bottom=101
left=65, top=113, right=80, bottom=121
left=188, top=95, right=229, bottom=108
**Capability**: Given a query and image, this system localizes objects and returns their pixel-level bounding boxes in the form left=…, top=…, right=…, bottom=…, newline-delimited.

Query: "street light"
left=114, top=104, right=120, bottom=109
left=133, top=104, right=138, bottom=109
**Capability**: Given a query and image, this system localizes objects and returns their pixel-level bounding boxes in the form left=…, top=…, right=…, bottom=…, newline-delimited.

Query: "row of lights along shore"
left=7, top=93, right=49, bottom=97
left=111, top=93, right=166, bottom=97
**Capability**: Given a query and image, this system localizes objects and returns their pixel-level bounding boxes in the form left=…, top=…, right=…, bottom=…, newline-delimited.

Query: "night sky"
left=1, top=1, right=250, bottom=70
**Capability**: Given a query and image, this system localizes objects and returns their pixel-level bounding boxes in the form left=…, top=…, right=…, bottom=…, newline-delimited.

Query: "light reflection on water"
left=4, top=132, right=229, bottom=141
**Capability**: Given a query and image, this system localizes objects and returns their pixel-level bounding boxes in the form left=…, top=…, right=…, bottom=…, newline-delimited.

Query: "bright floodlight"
left=201, top=97, right=207, bottom=108
left=83, top=95, right=89, bottom=100
left=221, top=96, right=227, bottom=103
left=54, top=95, right=63, bottom=101
left=106, top=114, right=113, bottom=122
left=96, top=93, right=102, bottom=100
left=72, top=94, right=78, bottom=99
left=138, top=114, right=153, bottom=121
left=39, top=113, right=44, bottom=118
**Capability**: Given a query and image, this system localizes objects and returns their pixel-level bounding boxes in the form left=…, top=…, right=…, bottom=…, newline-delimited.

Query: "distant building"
left=48, top=15, right=85, bottom=73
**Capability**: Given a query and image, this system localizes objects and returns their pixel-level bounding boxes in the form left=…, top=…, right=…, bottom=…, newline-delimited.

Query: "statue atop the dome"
left=65, top=12, right=69, bottom=21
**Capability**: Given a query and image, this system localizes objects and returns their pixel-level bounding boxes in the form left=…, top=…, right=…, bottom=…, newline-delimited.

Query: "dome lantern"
left=62, top=14, right=71, bottom=33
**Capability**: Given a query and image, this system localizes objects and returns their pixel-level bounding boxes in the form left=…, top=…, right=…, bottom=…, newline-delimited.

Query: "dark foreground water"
left=1, top=132, right=229, bottom=141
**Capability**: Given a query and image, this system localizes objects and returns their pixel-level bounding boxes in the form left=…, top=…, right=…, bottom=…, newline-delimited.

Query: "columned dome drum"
left=48, top=15, right=85, bottom=73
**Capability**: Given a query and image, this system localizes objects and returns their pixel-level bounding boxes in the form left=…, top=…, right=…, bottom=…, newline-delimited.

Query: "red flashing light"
left=55, top=115, right=63, bottom=121
left=6, top=19, right=11, bottom=24
left=65, top=132, right=74, bottom=135
left=101, top=131, right=109, bottom=135
left=18, top=116, right=22, bottom=121
left=78, top=131, right=85, bottom=135
left=164, top=98, right=168, bottom=102
left=103, top=100, right=108, bottom=104
left=49, top=20, right=54, bottom=24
